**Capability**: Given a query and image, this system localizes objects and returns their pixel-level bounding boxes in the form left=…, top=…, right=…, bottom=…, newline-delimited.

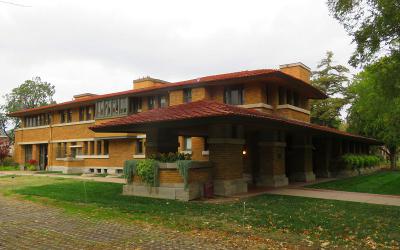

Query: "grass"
left=0, top=165, right=19, bottom=171
left=307, top=171, right=400, bottom=195
left=0, top=176, right=399, bottom=248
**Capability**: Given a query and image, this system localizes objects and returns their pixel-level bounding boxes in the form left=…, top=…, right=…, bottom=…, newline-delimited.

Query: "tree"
left=0, top=141, right=10, bottom=163
left=0, top=77, right=56, bottom=143
left=347, top=53, right=400, bottom=169
left=327, top=0, right=400, bottom=66
left=310, top=51, right=350, bottom=128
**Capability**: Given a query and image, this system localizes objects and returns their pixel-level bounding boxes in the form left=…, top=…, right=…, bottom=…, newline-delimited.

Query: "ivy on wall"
left=176, top=160, right=192, bottom=190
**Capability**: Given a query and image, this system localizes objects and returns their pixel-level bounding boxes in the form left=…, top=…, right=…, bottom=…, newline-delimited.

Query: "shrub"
left=149, top=152, right=191, bottom=163
left=123, top=160, right=137, bottom=184
left=1, top=157, right=18, bottom=167
left=340, top=154, right=381, bottom=170
left=136, top=159, right=159, bottom=186
left=0, top=141, right=10, bottom=163
left=176, top=160, right=192, bottom=190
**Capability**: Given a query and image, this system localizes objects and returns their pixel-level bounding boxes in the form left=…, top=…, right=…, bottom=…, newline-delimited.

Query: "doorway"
left=39, top=144, right=48, bottom=171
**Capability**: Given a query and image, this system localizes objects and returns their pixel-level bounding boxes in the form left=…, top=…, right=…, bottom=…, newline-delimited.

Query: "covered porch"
left=91, top=100, right=381, bottom=201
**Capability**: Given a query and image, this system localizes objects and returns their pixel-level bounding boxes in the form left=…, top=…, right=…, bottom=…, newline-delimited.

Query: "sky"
left=0, top=0, right=355, bottom=105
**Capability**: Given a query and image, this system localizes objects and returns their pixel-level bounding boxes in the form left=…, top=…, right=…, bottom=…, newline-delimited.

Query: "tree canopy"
left=310, top=51, right=350, bottom=128
left=328, top=0, right=400, bottom=66
left=347, top=53, right=400, bottom=168
left=0, top=77, right=55, bottom=142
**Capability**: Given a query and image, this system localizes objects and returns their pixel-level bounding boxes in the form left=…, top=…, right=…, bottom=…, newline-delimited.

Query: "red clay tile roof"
left=91, top=100, right=380, bottom=144
left=8, top=69, right=327, bottom=117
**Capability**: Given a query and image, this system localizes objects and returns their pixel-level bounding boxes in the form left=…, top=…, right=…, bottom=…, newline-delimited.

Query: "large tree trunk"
left=389, top=146, right=397, bottom=170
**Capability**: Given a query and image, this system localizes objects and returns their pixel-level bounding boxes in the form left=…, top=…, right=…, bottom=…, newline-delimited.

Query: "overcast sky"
left=0, top=0, right=354, bottom=104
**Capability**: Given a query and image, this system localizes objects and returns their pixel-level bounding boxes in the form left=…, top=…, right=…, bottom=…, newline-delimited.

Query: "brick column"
left=208, top=124, right=247, bottom=196
left=314, top=137, right=332, bottom=178
left=289, top=135, right=316, bottom=182
left=257, top=131, right=288, bottom=187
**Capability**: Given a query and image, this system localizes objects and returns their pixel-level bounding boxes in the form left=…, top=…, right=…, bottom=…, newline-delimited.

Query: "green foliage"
left=148, top=152, right=191, bottom=163
left=347, top=54, right=400, bottom=168
left=310, top=51, right=350, bottom=128
left=123, top=160, right=137, bottom=184
left=0, top=156, right=18, bottom=167
left=328, top=0, right=400, bottom=66
left=136, top=159, right=159, bottom=186
left=176, top=160, right=192, bottom=190
left=0, top=165, right=19, bottom=171
left=341, top=154, right=381, bottom=170
left=25, top=164, right=37, bottom=171
left=0, top=77, right=56, bottom=142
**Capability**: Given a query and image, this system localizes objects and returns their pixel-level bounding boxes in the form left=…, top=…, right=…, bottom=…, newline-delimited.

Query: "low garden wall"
left=123, top=160, right=212, bottom=201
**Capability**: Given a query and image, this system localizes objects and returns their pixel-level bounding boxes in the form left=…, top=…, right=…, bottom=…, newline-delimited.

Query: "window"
left=95, top=98, right=128, bottom=118
left=293, top=92, right=300, bottom=107
left=24, top=113, right=51, bottom=127
left=60, top=111, right=66, bottom=123
left=136, top=139, right=144, bottom=154
left=24, top=145, right=32, bottom=162
left=96, top=141, right=102, bottom=155
left=103, top=140, right=109, bottom=155
left=89, top=141, right=94, bottom=155
left=183, top=89, right=192, bottom=103
left=83, top=141, right=88, bottom=155
left=79, top=107, right=84, bottom=121
left=67, top=110, right=72, bottom=123
left=265, top=86, right=271, bottom=105
left=158, top=95, right=168, bottom=108
left=129, top=97, right=142, bottom=113
left=56, top=143, right=67, bottom=158
left=279, top=87, right=286, bottom=105
left=286, top=89, right=293, bottom=105
left=183, top=137, right=192, bottom=151
left=148, top=96, right=155, bottom=110
left=224, top=85, right=243, bottom=105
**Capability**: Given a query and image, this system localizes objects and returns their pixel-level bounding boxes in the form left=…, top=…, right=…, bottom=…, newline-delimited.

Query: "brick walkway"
left=0, top=195, right=290, bottom=249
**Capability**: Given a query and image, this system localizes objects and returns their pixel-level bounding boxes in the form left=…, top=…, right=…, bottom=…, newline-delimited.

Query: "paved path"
left=0, top=195, right=289, bottom=250
left=265, top=187, right=400, bottom=206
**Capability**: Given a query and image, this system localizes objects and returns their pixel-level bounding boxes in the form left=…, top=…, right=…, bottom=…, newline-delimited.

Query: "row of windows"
left=278, top=87, right=301, bottom=107
left=95, top=97, right=128, bottom=119
left=56, top=140, right=109, bottom=158
left=59, top=109, right=72, bottom=123
left=79, top=105, right=95, bottom=121
left=24, top=113, right=52, bottom=127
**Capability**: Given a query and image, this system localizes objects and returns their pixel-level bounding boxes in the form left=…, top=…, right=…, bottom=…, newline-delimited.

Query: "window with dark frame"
left=158, top=95, right=168, bottom=108
left=183, top=136, right=192, bottom=151
left=183, top=89, right=192, bottom=103
left=67, top=109, right=72, bottom=123
left=103, top=140, right=109, bottom=155
left=129, top=97, right=142, bottom=113
left=278, top=87, right=286, bottom=105
left=224, top=85, right=243, bottom=105
left=136, top=139, right=144, bottom=154
left=148, top=96, right=155, bottom=110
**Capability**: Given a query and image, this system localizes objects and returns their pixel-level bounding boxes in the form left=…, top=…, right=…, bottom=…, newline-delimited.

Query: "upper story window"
left=129, top=97, right=142, bottom=114
left=183, top=89, right=192, bottom=103
left=95, top=97, right=128, bottom=119
left=79, top=105, right=95, bottom=121
left=183, top=136, right=192, bottom=151
left=265, top=86, right=272, bottom=105
left=279, top=87, right=302, bottom=108
left=224, top=85, right=244, bottom=105
left=158, top=95, right=169, bottom=108
left=24, top=113, right=51, bottom=127
left=59, top=109, right=72, bottom=123
left=148, top=96, right=155, bottom=110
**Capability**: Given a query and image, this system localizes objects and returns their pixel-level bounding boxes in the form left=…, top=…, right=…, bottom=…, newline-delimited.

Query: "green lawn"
left=307, top=171, right=400, bottom=195
left=0, top=175, right=399, bottom=249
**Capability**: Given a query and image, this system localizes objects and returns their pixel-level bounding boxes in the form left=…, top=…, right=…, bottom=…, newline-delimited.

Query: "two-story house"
left=10, top=62, right=380, bottom=200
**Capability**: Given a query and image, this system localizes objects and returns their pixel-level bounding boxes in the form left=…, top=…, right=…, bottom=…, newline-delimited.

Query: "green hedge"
left=341, top=154, right=381, bottom=170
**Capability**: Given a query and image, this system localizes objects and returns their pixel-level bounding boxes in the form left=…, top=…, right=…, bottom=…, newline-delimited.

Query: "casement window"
left=183, top=136, right=192, bottom=151
left=96, top=141, right=102, bottom=155
left=67, top=110, right=72, bottom=123
left=129, top=97, right=142, bottom=114
left=24, top=145, right=32, bottom=162
left=148, top=96, right=155, bottom=110
left=60, top=111, right=66, bottom=123
left=158, top=95, right=169, bottom=108
left=265, top=86, right=271, bottom=105
left=95, top=97, right=128, bottom=118
left=24, top=113, right=51, bottom=127
left=103, top=140, right=109, bottom=155
left=79, top=107, right=85, bottom=121
left=279, top=87, right=286, bottom=105
left=286, top=89, right=293, bottom=105
left=183, top=89, right=192, bottom=103
left=224, top=85, right=244, bottom=105
left=136, top=139, right=144, bottom=155
left=293, top=92, right=300, bottom=107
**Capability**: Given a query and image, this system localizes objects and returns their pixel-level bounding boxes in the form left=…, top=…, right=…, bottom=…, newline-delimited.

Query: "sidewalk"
left=265, top=187, right=400, bottom=206
left=0, top=171, right=125, bottom=184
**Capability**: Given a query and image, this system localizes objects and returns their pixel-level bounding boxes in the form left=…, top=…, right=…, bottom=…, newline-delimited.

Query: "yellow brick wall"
left=276, top=108, right=310, bottom=123
left=244, top=83, right=265, bottom=104
left=169, top=90, right=184, bottom=106
left=192, top=87, right=210, bottom=101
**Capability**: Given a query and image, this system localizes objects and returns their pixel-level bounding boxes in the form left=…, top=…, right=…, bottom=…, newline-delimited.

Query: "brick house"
left=9, top=62, right=380, bottom=200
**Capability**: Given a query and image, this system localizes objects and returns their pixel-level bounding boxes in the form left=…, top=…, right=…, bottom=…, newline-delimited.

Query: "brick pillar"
left=289, top=135, right=316, bottom=182
left=314, top=138, right=332, bottom=178
left=31, top=144, right=39, bottom=162
left=257, top=131, right=288, bottom=187
left=208, top=124, right=248, bottom=196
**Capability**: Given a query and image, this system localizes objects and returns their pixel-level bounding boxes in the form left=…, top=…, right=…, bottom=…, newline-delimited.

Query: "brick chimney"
left=279, top=62, right=311, bottom=83
left=73, top=93, right=97, bottom=100
left=133, top=76, right=170, bottom=90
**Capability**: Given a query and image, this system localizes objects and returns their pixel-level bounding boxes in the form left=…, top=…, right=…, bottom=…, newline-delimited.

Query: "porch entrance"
left=39, top=144, right=48, bottom=170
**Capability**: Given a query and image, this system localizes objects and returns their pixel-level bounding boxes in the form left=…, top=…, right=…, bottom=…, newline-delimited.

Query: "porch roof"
left=90, top=100, right=381, bottom=144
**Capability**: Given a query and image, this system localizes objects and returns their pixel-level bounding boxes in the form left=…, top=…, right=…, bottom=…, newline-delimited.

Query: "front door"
left=39, top=144, right=48, bottom=170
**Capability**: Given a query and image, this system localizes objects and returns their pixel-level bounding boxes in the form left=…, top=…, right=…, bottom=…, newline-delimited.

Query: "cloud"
left=0, top=0, right=354, bottom=103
